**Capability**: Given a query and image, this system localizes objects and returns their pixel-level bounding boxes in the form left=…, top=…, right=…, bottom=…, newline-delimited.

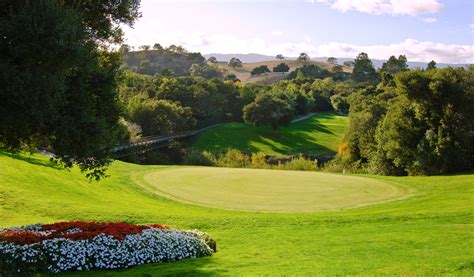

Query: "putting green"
left=140, top=167, right=413, bottom=212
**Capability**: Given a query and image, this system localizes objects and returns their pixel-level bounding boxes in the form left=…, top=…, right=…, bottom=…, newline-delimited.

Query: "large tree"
left=243, top=93, right=294, bottom=133
left=297, top=53, right=310, bottom=63
left=228, top=57, right=243, bottom=68
left=352, top=52, right=378, bottom=83
left=0, top=0, right=141, bottom=179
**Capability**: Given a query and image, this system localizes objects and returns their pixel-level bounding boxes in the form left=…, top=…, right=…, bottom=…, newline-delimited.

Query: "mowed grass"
left=192, top=112, right=348, bottom=156
left=140, top=167, right=413, bottom=212
left=1, top=152, right=473, bottom=276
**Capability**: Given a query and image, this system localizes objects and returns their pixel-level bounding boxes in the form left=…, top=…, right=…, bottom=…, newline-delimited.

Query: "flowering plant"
left=0, top=222, right=215, bottom=274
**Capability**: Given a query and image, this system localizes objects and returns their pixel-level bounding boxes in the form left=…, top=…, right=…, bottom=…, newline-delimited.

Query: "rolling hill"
left=192, top=112, right=348, bottom=157
left=216, top=59, right=351, bottom=84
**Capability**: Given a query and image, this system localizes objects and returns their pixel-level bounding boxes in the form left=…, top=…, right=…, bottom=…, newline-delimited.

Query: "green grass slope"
left=192, top=112, right=348, bottom=156
left=1, top=152, right=473, bottom=276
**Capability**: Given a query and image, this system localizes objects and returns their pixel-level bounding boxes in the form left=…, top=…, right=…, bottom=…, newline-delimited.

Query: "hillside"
left=192, top=112, right=348, bottom=157
left=1, top=151, right=473, bottom=275
left=217, top=60, right=351, bottom=84
left=205, top=53, right=470, bottom=69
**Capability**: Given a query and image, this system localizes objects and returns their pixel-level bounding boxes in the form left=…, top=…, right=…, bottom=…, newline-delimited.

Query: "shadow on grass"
left=55, top=256, right=225, bottom=276
left=0, top=150, right=63, bottom=170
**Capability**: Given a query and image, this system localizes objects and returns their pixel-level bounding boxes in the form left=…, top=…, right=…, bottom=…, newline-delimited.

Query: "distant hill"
left=216, top=59, right=351, bottom=85
left=204, top=53, right=469, bottom=69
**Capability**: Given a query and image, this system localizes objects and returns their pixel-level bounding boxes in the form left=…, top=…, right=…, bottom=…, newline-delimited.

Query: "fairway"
left=192, top=112, right=347, bottom=156
left=141, top=167, right=412, bottom=212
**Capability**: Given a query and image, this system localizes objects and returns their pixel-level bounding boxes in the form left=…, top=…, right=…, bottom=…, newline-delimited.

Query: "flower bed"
left=0, top=222, right=215, bottom=274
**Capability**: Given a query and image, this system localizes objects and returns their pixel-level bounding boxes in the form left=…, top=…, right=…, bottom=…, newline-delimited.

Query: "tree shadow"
left=0, top=151, right=63, bottom=170
left=56, top=256, right=226, bottom=276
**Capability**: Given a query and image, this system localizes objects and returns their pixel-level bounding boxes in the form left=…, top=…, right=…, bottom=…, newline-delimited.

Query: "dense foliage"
left=340, top=67, right=474, bottom=175
left=0, top=0, right=140, bottom=179
left=250, top=65, right=271, bottom=76
left=122, top=45, right=207, bottom=76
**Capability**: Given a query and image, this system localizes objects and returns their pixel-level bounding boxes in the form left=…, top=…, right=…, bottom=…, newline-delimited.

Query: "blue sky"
left=123, top=0, right=474, bottom=63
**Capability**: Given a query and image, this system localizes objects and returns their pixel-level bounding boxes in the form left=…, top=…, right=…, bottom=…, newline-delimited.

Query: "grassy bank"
left=1, top=152, right=473, bottom=276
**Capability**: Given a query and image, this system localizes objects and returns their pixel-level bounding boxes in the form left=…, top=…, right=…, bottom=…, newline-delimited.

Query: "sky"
left=123, top=0, right=474, bottom=63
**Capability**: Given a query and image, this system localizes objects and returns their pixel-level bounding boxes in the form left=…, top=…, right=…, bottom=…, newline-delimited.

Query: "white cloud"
left=470, top=24, right=474, bottom=32
left=422, top=17, right=437, bottom=23
left=323, top=0, right=443, bottom=16
left=125, top=30, right=474, bottom=64
left=271, top=31, right=283, bottom=36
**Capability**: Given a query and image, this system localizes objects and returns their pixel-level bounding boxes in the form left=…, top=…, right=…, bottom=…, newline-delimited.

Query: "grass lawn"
left=1, top=151, right=473, bottom=276
left=140, top=167, right=413, bottom=212
left=192, top=112, right=348, bottom=156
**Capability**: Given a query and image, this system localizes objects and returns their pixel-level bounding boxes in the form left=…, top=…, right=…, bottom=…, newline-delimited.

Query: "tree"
left=297, top=53, right=310, bottom=63
left=228, top=57, right=243, bottom=68
left=139, top=45, right=150, bottom=51
left=343, top=60, right=355, bottom=67
left=327, top=57, right=337, bottom=64
left=243, top=93, right=294, bottom=133
left=273, top=63, right=290, bottom=73
left=276, top=54, right=285, bottom=60
left=352, top=52, right=378, bottom=83
left=119, top=44, right=130, bottom=54
left=225, top=74, right=240, bottom=82
left=128, top=99, right=196, bottom=136
left=137, top=59, right=157, bottom=75
left=250, top=65, right=270, bottom=76
left=189, top=63, right=222, bottom=79
left=0, top=0, right=140, bottom=180
left=207, top=56, right=218, bottom=63
left=380, top=55, right=408, bottom=74
left=153, top=43, right=164, bottom=51
left=427, top=60, right=437, bottom=70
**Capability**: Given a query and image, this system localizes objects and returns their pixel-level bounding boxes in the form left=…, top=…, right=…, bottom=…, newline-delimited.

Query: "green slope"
left=192, top=112, right=348, bottom=156
left=1, top=152, right=473, bottom=276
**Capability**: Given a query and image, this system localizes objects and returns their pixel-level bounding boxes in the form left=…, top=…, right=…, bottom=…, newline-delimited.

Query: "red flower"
left=1, top=222, right=175, bottom=245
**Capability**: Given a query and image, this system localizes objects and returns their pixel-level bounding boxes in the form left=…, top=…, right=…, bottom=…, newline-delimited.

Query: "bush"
left=274, top=155, right=317, bottom=171
left=250, top=152, right=269, bottom=169
left=182, top=150, right=216, bottom=166
left=216, top=149, right=250, bottom=168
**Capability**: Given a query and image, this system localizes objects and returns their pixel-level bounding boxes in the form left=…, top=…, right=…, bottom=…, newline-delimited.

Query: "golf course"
left=192, top=112, right=347, bottom=156
left=1, top=151, right=473, bottom=276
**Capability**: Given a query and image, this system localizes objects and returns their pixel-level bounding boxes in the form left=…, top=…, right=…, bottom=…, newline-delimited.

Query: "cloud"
left=470, top=24, right=474, bottom=32
left=125, top=30, right=474, bottom=64
left=323, top=0, right=443, bottom=16
left=422, top=17, right=437, bottom=23
left=310, top=39, right=473, bottom=63
left=271, top=31, right=283, bottom=36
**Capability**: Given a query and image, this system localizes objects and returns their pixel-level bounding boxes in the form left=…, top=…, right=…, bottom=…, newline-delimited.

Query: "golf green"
left=140, top=167, right=413, bottom=212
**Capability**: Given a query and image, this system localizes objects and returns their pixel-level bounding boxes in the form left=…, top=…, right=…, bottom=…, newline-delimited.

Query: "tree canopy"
left=273, top=63, right=290, bottom=73
left=243, top=93, right=294, bottom=132
left=352, top=52, right=378, bottom=83
left=0, top=0, right=141, bottom=179
left=297, top=53, right=310, bottom=62
left=250, top=65, right=271, bottom=76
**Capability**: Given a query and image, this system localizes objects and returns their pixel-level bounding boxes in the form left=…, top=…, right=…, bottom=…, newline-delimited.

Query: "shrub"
left=275, top=155, right=317, bottom=171
left=216, top=149, right=250, bottom=168
left=250, top=152, right=269, bottom=169
left=182, top=150, right=216, bottom=166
